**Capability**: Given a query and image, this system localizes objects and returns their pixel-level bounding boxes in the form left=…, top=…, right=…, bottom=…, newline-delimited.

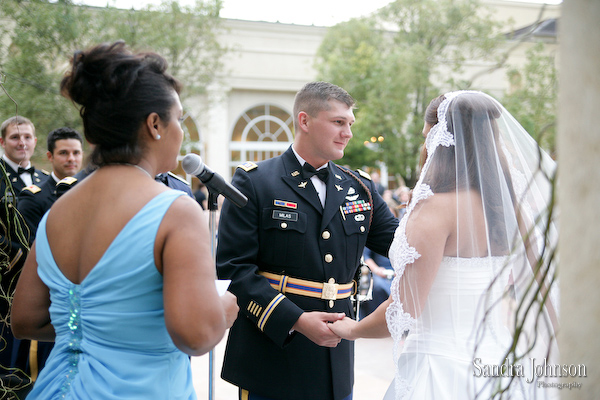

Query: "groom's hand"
left=292, top=311, right=346, bottom=347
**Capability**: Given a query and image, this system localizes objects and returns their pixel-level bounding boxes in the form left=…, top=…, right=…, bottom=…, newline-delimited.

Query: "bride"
left=330, top=91, right=559, bottom=399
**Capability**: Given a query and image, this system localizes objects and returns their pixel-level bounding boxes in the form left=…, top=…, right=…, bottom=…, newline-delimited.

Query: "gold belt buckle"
left=321, top=278, right=338, bottom=301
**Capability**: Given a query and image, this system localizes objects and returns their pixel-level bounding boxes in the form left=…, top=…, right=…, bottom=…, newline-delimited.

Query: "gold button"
left=325, top=254, right=333, bottom=263
left=360, top=226, right=365, bottom=233
left=281, top=222, right=288, bottom=229
left=322, top=230, right=331, bottom=240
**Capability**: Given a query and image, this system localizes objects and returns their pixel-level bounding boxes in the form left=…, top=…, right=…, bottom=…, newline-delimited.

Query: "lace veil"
left=385, top=91, right=559, bottom=399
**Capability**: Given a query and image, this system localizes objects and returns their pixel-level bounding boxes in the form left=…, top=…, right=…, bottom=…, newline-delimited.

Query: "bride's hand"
left=328, top=317, right=359, bottom=341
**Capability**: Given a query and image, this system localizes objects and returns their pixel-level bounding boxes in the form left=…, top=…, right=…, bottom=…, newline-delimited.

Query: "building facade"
left=179, top=0, right=560, bottom=184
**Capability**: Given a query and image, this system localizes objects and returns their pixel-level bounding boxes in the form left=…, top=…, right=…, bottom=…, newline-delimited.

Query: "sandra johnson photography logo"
left=473, top=358, right=586, bottom=388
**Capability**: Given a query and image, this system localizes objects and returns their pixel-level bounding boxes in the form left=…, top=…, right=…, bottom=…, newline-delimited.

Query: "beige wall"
left=187, top=20, right=327, bottom=176
left=485, top=0, right=560, bottom=30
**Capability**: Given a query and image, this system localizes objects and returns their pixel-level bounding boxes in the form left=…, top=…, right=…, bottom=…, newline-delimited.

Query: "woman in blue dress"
left=11, top=41, right=239, bottom=399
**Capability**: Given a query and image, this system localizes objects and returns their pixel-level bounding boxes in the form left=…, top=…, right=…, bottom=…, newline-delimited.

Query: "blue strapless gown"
left=27, top=190, right=196, bottom=399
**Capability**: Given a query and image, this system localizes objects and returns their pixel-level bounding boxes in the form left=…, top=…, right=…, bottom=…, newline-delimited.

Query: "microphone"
left=182, top=153, right=248, bottom=208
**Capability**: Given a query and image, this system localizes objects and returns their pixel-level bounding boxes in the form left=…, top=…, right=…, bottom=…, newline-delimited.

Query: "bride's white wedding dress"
left=382, top=91, right=558, bottom=400
left=383, top=256, right=527, bottom=400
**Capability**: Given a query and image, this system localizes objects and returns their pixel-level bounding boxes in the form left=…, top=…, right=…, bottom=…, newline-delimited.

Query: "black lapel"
left=280, top=148, right=323, bottom=213
left=1, top=160, right=25, bottom=191
left=321, top=163, right=353, bottom=230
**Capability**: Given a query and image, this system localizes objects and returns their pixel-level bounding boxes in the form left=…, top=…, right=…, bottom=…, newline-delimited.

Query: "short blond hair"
left=293, top=82, right=355, bottom=132
left=1, top=116, right=35, bottom=139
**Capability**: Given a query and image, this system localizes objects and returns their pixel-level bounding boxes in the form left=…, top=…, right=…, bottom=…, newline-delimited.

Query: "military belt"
left=259, top=271, right=355, bottom=301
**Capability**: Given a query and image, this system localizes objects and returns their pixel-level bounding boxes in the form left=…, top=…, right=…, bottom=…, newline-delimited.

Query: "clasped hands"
left=292, top=311, right=358, bottom=347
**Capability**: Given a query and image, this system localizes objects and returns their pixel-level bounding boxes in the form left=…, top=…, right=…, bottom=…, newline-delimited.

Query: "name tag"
left=272, top=210, right=298, bottom=221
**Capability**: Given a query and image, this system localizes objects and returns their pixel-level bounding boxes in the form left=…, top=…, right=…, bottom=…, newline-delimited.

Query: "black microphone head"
left=182, top=153, right=205, bottom=176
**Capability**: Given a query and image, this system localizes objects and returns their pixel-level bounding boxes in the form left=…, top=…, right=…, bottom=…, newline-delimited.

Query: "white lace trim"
left=384, top=91, right=558, bottom=399
left=425, top=92, right=457, bottom=155
left=386, top=91, right=478, bottom=400
left=386, top=183, right=436, bottom=399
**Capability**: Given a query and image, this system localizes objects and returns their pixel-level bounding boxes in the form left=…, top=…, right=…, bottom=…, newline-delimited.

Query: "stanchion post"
left=207, top=190, right=220, bottom=400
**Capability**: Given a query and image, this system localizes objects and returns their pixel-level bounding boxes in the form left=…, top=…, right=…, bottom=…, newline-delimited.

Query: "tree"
left=0, top=0, right=96, bottom=161
left=503, top=42, right=558, bottom=156
left=0, top=1, right=226, bottom=392
left=96, top=0, right=225, bottom=96
left=0, top=0, right=226, bottom=163
left=316, top=0, right=503, bottom=186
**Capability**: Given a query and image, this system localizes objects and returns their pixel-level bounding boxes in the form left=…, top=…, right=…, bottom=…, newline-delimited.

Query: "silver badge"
left=345, top=187, right=359, bottom=201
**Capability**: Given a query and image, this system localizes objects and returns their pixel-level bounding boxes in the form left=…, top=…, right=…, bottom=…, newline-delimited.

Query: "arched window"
left=230, top=104, right=294, bottom=174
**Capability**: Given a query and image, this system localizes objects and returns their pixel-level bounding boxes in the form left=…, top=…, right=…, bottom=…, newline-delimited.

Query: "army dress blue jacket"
left=216, top=146, right=398, bottom=400
left=1, top=159, right=48, bottom=254
left=18, top=175, right=59, bottom=245
left=0, top=159, right=48, bottom=384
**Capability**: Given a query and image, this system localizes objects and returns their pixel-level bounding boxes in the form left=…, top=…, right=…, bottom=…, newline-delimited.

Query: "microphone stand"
left=207, top=189, right=220, bottom=400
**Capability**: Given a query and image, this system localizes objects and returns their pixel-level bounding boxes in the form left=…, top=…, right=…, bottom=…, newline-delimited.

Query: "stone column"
left=558, top=0, right=600, bottom=397
left=205, top=82, right=232, bottom=180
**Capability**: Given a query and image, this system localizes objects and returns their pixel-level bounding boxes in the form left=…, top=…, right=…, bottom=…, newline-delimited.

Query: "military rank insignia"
left=237, top=162, right=258, bottom=172
left=342, top=200, right=372, bottom=215
left=23, top=185, right=41, bottom=194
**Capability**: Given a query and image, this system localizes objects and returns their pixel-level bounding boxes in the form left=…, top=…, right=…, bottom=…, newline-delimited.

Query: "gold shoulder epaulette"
left=57, top=177, right=77, bottom=186
left=23, top=185, right=41, bottom=194
left=357, top=169, right=371, bottom=181
left=41, top=169, right=50, bottom=175
left=167, top=172, right=190, bottom=185
left=237, top=162, right=258, bottom=172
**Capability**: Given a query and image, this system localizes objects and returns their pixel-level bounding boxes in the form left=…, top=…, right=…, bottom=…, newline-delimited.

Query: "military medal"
left=342, top=200, right=372, bottom=215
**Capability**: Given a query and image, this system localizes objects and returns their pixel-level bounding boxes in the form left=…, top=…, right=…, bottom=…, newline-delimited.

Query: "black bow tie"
left=302, top=163, right=329, bottom=183
left=18, top=166, right=35, bottom=175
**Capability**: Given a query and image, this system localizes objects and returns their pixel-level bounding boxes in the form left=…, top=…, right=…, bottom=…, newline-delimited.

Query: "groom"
left=216, top=81, right=398, bottom=400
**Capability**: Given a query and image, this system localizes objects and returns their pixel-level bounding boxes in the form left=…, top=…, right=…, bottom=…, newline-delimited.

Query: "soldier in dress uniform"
left=0, top=116, right=49, bottom=395
left=55, top=167, right=194, bottom=199
left=54, top=165, right=94, bottom=199
left=155, top=171, right=193, bottom=197
left=18, top=127, right=83, bottom=243
left=216, top=82, right=399, bottom=400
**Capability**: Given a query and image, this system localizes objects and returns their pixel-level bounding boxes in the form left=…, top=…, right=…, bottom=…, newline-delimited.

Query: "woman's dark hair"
left=60, top=41, right=182, bottom=166
left=425, top=94, right=446, bottom=127
left=425, top=92, right=516, bottom=254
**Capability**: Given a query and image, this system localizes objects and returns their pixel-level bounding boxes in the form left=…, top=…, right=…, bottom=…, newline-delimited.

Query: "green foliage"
left=502, top=43, right=558, bottom=156
left=0, top=0, right=91, bottom=161
left=316, top=0, right=503, bottom=186
left=96, top=0, right=225, bottom=95
left=0, top=0, right=225, bottom=165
